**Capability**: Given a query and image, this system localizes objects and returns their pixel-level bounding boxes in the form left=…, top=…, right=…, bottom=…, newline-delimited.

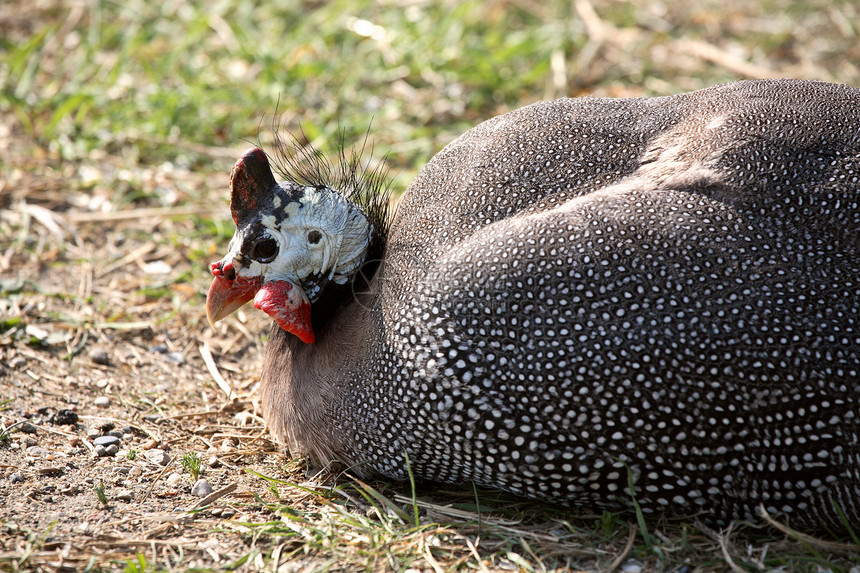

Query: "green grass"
left=0, top=421, right=21, bottom=444
left=233, top=471, right=860, bottom=572
left=181, top=451, right=203, bottom=481
left=3, top=0, right=592, bottom=178
left=3, top=1, right=858, bottom=205
left=93, top=480, right=109, bottom=507
left=12, top=0, right=854, bottom=182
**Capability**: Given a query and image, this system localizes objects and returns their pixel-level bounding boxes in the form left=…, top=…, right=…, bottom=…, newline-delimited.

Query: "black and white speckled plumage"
left=217, top=79, right=860, bottom=533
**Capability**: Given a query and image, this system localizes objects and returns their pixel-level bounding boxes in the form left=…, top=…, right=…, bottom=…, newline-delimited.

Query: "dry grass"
left=2, top=0, right=860, bottom=571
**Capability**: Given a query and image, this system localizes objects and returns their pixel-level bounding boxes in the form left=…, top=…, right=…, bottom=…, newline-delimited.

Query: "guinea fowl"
left=207, top=79, right=860, bottom=533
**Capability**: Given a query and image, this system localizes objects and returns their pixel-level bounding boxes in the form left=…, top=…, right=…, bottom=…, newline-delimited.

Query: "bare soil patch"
left=0, top=162, right=323, bottom=569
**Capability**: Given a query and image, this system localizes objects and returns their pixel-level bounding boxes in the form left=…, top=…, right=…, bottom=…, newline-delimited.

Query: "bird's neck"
left=259, top=280, right=377, bottom=468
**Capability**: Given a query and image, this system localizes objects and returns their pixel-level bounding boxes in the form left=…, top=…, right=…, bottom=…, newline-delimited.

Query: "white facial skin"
left=227, top=185, right=373, bottom=299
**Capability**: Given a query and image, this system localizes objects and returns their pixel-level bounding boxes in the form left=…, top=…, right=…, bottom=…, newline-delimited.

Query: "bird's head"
left=207, top=145, right=388, bottom=344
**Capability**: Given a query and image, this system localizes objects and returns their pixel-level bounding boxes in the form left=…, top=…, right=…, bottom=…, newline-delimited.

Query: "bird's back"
left=345, top=79, right=860, bottom=531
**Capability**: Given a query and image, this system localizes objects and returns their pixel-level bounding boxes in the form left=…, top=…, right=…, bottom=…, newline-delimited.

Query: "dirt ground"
left=0, top=158, right=351, bottom=571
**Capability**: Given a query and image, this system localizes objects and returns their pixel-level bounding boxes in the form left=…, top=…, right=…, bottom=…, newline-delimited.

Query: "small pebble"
left=621, top=561, right=643, bottom=573
left=142, top=439, right=159, bottom=450
left=122, top=433, right=133, bottom=441
left=115, top=489, right=133, bottom=502
left=24, top=436, right=38, bottom=448
left=89, top=347, right=111, bottom=365
left=68, top=436, right=80, bottom=447
left=52, top=409, right=79, bottom=426
left=9, top=356, right=27, bottom=368
left=95, top=445, right=109, bottom=457
left=9, top=473, right=24, bottom=484
left=191, top=479, right=213, bottom=497
left=113, top=467, right=130, bottom=475
left=60, top=483, right=80, bottom=495
left=108, top=429, right=123, bottom=438
left=128, top=466, right=142, bottom=478
left=208, top=456, right=221, bottom=468
left=93, top=396, right=111, bottom=407
left=105, top=444, right=119, bottom=456
left=220, top=508, right=236, bottom=518
left=26, top=446, right=47, bottom=457
left=93, top=436, right=120, bottom=447
left=150, top=344, right=169, bottom=354
left=36, top=467, right=62, bottom=477
left=86, top=428, right=101, bottom=440
left=164, top=352, right=185, bottom=364
left=20, top=422, right=38, bottom=435
left=166, top=473, right=182, bottom=487
left=145, top=449, right=170, bottom=466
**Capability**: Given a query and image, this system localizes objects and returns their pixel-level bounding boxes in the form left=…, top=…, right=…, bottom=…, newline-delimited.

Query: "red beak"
left=206, top=274, right=262, bottom=328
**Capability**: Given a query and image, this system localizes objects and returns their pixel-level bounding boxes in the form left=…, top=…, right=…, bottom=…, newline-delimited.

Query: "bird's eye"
left=307, top=230, right=323, bottom=245
left=251, top=238, right=278, bottom=263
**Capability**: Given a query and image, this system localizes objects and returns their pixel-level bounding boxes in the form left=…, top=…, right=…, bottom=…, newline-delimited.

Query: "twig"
left=606, top=523, right=638, bottom=573
left=31, top=423, right=77, bottom=438
left=80, top=438, right=96, bottom=454
left=270, top=543, right=286, bottom=572
left=573, top=0, right=609, bottom=75
left=675, top=39, right=788, bottom=80
left=758, top=504, right=859, bottom=552
left=142, top=460, right=175, bottom=502
left=66, top=205, right=223, bottom=224
left=156, top=410, right=221, bottom=420
left=185, top=482, right=238, bottom=512
left=421, top=537, right=445, bottom=573
left=95, top=242, right=155, bottom=278
left=718, top=523, right=755, bottom=573
left=199, top=342, right=237, bottom=401
left=464, top=537, right=491, bottom=573
left=89, top=321, right=154, bottom=331
left=17, top=203, right=68, bottom=240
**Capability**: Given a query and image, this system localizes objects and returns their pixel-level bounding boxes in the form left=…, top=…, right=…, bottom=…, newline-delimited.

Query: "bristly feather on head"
left=243, top=122, right=395, bottom=325
left=261, top=124, right=394, bottom=264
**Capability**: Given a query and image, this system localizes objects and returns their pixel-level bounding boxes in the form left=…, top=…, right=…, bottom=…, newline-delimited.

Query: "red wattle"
left=254, top=280, right=316, bottom=344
